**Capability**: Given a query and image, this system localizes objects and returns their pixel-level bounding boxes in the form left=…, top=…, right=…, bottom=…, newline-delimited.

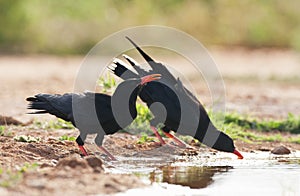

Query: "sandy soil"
left=0, top=132, right=145, bottom=196
left=0, top=49, right=300, bottom=195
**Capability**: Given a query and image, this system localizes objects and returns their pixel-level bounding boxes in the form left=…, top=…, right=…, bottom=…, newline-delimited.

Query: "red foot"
left=78, top=145, right=88, bottom=156
left=151, top=126, right=166, bottom=145
left=163, top=132, right=186, bottom=148
left=98, top=146, right=117, bottom=161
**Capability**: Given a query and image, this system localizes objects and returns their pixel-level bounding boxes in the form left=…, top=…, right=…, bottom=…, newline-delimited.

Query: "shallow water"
left=107, top=151, right=300, bottom=195
left=150, top=165, right=232, bottom=189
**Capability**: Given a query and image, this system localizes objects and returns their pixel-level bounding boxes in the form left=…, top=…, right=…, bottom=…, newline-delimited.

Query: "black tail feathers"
left=26, top=94, right=71, bottom=121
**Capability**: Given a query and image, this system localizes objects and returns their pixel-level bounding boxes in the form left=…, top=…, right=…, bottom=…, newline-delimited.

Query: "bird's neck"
left=128, top=87, right=140, bottom=117
left=193, top=113, right=235, bottom=153
left=195, top=120, right=220, bottom=146
left=193, top=111, right=222, bottom=148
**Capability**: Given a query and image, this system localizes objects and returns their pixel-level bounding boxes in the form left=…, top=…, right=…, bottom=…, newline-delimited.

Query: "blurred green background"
left=1, top=0, right=300, bottom=54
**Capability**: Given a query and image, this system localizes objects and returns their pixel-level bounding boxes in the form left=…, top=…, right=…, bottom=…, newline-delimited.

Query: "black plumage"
left=109, top=37, right=243, bottom=158
left=27, top=74, right=161, bottom=159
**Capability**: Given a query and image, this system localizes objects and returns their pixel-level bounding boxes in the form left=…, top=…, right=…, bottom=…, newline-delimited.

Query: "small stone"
left=124, top=144, right=134, bottom=149
left=51, top=159, right=58, bottom=165
left=85, top=156, right=103, bottom=171
left=271, top=146, right=291, bottom=155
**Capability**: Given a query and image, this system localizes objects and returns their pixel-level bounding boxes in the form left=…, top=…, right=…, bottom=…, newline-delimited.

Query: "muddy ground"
left=0, top=48, right=300, bottom=195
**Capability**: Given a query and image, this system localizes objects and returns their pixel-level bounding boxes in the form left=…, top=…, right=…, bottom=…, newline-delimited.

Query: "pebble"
left=85, top=156, right=103, bottom=172
left=271, top=146, right=291, bottom=155
left=124, top=144, right=134, bottom=149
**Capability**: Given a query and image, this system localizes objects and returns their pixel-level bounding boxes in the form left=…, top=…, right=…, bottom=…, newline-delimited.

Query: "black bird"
left=26, top=74, right=161, bottom=160
left=109, top=37, right=243, bottom=159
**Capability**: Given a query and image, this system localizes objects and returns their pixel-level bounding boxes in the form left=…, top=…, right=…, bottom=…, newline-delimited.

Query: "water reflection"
left=150, top=166, right=232, bottom=188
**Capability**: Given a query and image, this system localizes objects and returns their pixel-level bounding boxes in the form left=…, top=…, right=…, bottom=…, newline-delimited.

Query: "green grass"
left=0, top=126, right=5, bottom=136
left=97, top=73, right=117, bottom=93
left=13, top=135, right=40, bottom=143
left=33, top=118, right=74, bottom=130
left=0, top=126, right=12, bottom=137
left=137, top=132, right=155, bottom=144
left=223, top=112, right=300, bottom=134
left=122, top=103, right=168, bottom=139
left=209, top=111, right=300, bottom=143
left=125, top=103, right=152, bottom=133
left=1, top=1, right=300, bottom=54
left=58, top=135, right=76, bottom=141
left=287, top=137, right=300, bottom=144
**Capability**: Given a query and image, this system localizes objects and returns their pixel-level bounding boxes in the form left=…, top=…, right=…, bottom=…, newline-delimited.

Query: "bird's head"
left=111, top=74, right=161, bottom=127
left=113, top=73, right=161, bottom=99
left=212, top=132, right=243, bottom=159
left=140, top=73, right=161, bottom=86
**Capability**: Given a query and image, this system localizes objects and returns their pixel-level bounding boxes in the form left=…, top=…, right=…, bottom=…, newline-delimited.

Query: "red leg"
left=151, top=126, right=166, bottom=145
left=98, top=146, right=117, bottom=161
left=78, top=145, right=88, bottom=156
left=163, top=132, right=186, bottom=148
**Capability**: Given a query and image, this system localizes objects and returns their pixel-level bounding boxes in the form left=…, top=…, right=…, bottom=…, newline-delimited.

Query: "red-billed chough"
left=26, top=74, right=161, bottom=160
left=108, top=37, right=243, bottom=159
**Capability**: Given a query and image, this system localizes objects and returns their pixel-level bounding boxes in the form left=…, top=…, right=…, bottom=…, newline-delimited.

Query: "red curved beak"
left=234, top=149, right=244, bottom=159
left=141, top=74, right=161, bottom=85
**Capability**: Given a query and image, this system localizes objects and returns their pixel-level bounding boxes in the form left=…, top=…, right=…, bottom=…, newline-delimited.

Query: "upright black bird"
left=26, top=74, right=161, bottom=160
left=109, top=37, right=243, bottom=159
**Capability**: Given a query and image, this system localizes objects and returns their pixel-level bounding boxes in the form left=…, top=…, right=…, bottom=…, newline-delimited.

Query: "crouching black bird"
left=26, top=73, right=161, bottom=160
left=109, top=37, right=243, bottom=159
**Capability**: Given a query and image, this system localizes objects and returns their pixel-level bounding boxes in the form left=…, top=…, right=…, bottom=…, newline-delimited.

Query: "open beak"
left=140, top=74, right=161, bottom=85
left=234, top=149, right=244, bottom=159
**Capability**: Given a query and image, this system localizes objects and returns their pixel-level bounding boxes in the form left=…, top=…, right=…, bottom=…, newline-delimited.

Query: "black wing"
left=126, top=36, right=200, bottom=104
left=125, top=36, right=177, bottom=86
left=108, top=58, right=138, bottom=80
